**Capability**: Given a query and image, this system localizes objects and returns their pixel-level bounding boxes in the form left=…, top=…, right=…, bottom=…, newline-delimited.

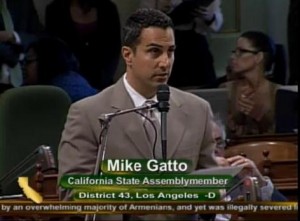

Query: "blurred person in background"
left=211, top=117, right=287, bottom=221
left=23, top=37, right=97, bottom=102
left=140, top=0, right=223, bottom=89
left=45, top=0, right=121, bottom=91
left=212, top=118, right=287, bottom=201
left=0, top=0, right=43, bottom=91
left=226, top=31, right=280, bottom=137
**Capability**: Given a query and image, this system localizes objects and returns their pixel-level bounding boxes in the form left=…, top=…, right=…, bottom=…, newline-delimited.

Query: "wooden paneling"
left=227, top=133, right=298, bottom=146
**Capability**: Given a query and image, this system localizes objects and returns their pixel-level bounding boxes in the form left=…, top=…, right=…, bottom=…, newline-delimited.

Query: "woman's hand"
left=237, top=86, right=255, bottom=115
left=237, top=85, right=270, bottom=121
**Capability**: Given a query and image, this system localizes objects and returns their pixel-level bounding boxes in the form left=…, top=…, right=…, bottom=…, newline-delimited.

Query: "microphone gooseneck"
left=157, top=84, right=170, bottom=161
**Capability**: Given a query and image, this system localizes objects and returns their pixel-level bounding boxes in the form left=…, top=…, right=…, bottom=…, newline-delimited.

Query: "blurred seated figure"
left=209, top=118, right=286, bottom=221
left=22, top=37, right=98, bottom=102
left=0, top=0, right=43, bottom=89
left=218, top=44, right=288, bottom=88
left=45, top=0, right=121, bottom=91
left=140, top=0, right=223, bottom=89
left=212, top=118, right=288, bottom=202
left=226, top=31, right=280, bottom=137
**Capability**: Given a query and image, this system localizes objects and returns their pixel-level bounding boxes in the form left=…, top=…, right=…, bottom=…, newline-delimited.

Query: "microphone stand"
left=156, top=84, right=170, bottom=161
left=85, top=103, right=158, bottom=221
left=157, top=101, right=169, bottom=161
left=85, top=119, right=110, bottom=221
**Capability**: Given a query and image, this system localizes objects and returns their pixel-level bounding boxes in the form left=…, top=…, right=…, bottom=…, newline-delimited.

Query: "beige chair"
left=187, top=88, right=228, bottom=123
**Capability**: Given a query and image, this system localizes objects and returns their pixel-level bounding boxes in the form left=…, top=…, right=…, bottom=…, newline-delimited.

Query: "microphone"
left=157, top=84, right=170, bottom=161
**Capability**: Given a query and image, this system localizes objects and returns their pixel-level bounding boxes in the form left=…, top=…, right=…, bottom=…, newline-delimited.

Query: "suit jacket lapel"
left=109, top=79, right=153, bottom=158
left=167, top=93, right=187, bottom=158
left=109, top=80, right=187, bottom=159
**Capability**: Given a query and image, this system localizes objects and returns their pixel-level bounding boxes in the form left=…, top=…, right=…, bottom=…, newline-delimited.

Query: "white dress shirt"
left=123, top=74, right=160, bottom=123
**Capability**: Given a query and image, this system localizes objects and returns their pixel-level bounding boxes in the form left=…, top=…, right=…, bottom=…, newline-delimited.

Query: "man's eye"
left=149, top=48, right=160, bottom=54
left=168, top=49, right=175, bottom=56
left=169, top=48, right=175, bottom=53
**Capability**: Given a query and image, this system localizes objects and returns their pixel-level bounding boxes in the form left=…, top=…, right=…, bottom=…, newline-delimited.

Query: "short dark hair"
left=123, top=8, right=174, bottom=49
left=240, top=31, right=276, bottom=72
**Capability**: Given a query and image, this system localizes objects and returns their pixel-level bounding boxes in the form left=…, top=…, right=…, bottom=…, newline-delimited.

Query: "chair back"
left=268, top=44, right=287, bottom=85
left=275, top=87, right=298, bottom=133
left=0, top=86, right=71, bottom=194
left=187, top=88, right=228, bottom=123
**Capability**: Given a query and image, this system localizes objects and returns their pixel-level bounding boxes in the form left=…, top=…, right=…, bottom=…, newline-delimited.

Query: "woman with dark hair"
left=45, top=0, right=121, bottom=91
left=227, top=31, right=280, bottom=137
left=22, top=37, right=98, bottom=102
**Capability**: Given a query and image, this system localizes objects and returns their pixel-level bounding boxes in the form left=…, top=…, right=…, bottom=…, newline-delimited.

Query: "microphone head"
left=157, top=84, right=170, bottom=112
left=37, top=145, right=57, bottom=171
left=157, top=84, right=170, bottom=102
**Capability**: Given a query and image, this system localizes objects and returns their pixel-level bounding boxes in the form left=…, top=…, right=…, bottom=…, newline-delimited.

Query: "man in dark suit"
left=58, top=8, right=218, bottom=220
left=45, top=0, right=121, bottom=91
left=0, top=0, right=42, bottom=88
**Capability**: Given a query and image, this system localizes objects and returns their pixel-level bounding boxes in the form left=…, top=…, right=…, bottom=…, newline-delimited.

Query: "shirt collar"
left=123, top=74, right=157, bottom=107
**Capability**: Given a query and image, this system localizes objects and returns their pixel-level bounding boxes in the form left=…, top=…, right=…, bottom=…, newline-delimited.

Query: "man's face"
left=22, top=48, right=38, bottom=85
left=122, top=27, right=175, bottom=97
left=211, top=121, right=229, bottom=167
left=212, top=122, right=225, bottom=157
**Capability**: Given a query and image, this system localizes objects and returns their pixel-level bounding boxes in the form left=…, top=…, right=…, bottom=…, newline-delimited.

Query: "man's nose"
left=159, top=53, right=172, bottom=68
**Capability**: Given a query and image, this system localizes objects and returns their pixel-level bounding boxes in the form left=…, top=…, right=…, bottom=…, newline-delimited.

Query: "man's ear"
left=122, top=46, right=134, bottom=66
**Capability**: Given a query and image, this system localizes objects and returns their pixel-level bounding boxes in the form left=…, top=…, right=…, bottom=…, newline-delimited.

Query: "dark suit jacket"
left=58, top=78, right=218, bottom=220
left=0, top=0, right=42, bottom=76
left=45, top=0, right=121, bottom=91
left=0, top=0, right=43, bottom=48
